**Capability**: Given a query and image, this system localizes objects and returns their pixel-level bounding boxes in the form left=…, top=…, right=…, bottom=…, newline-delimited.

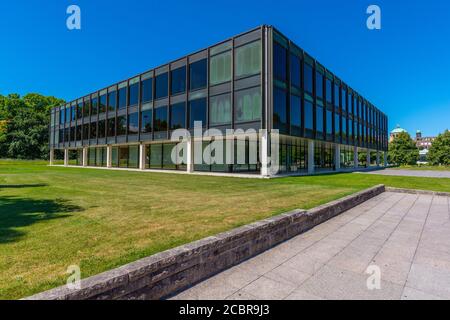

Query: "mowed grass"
left=0, top=160, right=449, bottom=299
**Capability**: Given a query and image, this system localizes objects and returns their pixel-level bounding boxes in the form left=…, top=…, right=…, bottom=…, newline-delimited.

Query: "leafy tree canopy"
left=388, top=132, right=419, bottom=166
left=0, top=93, right=64, bottom=159
left=427, top=130, right=450, bottom=166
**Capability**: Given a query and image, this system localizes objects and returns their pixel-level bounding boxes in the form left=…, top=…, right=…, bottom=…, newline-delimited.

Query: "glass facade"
left=210, top=93, right=231, bottom=126
left=51, top=26, right=388, bottom=176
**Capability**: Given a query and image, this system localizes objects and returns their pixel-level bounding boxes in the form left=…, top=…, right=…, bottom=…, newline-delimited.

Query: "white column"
left=82, top=147, right=88, bottom=167
left=186, top=138, right=194, bottom=173
left=376, top=151, right=380, bottom=166
left=354, top=146, right=359, bottom=168
left=308, top=140, right=314, bottom=174
left=49, top=149, right=54, bottom=166
left=334, top=144, right=340, bottom=171
left=64, top=149, right=69, bottom=166
left=366, top=149, right=371, bottom=167
left=139, top=143, right=145, bottom=170
left=384, top=152, right=388, bottom=167
left=107, top=145, right=112, bottom=168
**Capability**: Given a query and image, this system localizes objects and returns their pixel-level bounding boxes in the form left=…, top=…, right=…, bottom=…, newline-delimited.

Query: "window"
left=99, top=94, right=107, bottom=113
left=290, top=54, right=301, bottom=88
left=90, top=121, right=97, bottom=139
left=129, top=82, right=139, bottom=106
left=71, top=106, right=76, bottom=121
left=70, top=126, right=75, bottom=141
left=91, top=97, right=98, bottom=115
left=83, top=100, right=90, bottom=117
left=163, top=143, right=176, bottom=169
left=209, top=93, right=231, bottom=126
left=316, top=72, right=324, bottom=99
left=170, top=66, right=186, bottom=95
left=273, top=42, right=287, bottom=81
left=189, top=59, right=207, bottom=90
left=119, top=146, right=128, bottom=168
left=304, top=63, right=313, bottom=93
left=76, top=125, right=82, bottom=141
left=170, top=102, right=186, bottom=129
left=107, top=118, right=115, bottom=137
left=118, top=87, right=127, bottom=109
left=128, top=145, right=139, bottom=168
left=65, top=107, right=70, bottom=123
left=141, top=110, right=152, bottom=133
left=210, top=51, right=231, bottom=85
left=149, top=144, right=162, bottom=169
left=111, top=147, right=118, bottom=167
left=326, top=79, right=332, bottom=104
left=108, top=91, right=116, bottom=112
left=98, top=120, right=106, bottom=138
left=342, top=88, right=347, bottom=112
left=316, top=106, right=324, bottom=135
left=155, top=73, right=168, bottom=99
left=305, top=101, right=313, bottom=130
left=88, top=148, right=96, bottom=166
left=290, top=95, right=301, bottom=136
left=117, top=115, right=127, bottom=136
left=189, top=98, right=207, bottom=128
left=128, top=112, right=139, bottom=135
left=235, top=40, right=261, bottom=78
left=77, top=103, right=83, bottom=119
left=154, top=106, right=168, bottom=132
left=141, top=78, right=153, bottom=103
left=83, top=123, right=89, bottom=140
left=326, top=110, right=332, bottom=135
left=234, top=87, right=261, bottom=122
left=334, top=84, right=340, bottom=108
left=273, top=88, right=287, bottom=133
left=60, top=108, right=65, bottom=124
left=335, top=114, right=340, bottom=139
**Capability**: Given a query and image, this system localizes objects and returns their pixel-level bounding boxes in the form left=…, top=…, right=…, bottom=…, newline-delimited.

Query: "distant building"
left=389, top=124, right=407, bottom=142
left=415, top=130, right=435, bottom=150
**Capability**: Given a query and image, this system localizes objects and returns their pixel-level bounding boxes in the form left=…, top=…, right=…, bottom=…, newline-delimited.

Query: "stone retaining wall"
left=26, top=184, right=385, bottom=300
left=386, top=187, right=450, bottom=197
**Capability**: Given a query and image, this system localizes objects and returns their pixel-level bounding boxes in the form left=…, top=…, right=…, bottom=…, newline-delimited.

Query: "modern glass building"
left=49, top=25, right=388, bottom=176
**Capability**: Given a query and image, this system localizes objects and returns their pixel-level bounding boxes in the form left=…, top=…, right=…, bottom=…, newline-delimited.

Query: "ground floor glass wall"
left=278, top=137, right=308, bottom=174
left=314, top=142, right=335, bottom=171
left=340, top=145, right=354, bottom=168
left=194, top=138, right=260, bottom=173
left=88, top=147, right=107, bottom=167
left=145, top=143, right=185, bottom=171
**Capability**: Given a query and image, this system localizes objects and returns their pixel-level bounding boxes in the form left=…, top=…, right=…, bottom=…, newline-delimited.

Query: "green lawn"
left=1, top=160, right=449, bottom=299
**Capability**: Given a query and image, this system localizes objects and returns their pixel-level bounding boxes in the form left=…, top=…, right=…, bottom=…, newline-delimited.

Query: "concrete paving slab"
left=171, top=191, right=450, bottom=300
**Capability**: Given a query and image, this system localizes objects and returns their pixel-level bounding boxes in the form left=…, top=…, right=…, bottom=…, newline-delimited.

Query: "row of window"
left=55, top=40, right=262, bottom=126
left=274, top=89, right=386, bottom=148
left=54, top=86, right=263, bottom=144
left=67, top=138, right=260, bottom=173
left=273, top=38, right=388, bottom=150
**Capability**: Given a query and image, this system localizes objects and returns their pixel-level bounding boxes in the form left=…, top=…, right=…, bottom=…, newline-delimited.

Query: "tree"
left=427, top=130, right=450, bottom=166
left=388, top=132, right=419, bottom=165
left=0, top=93, right=64, bottom=159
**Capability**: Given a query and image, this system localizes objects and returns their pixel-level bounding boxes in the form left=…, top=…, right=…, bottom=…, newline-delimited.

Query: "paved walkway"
left=170, top=192, right=450, bottom=300
left=363, top=168, right=450, bottom=178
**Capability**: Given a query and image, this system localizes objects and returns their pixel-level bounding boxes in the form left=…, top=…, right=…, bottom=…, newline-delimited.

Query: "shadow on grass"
left=0, top=196, right=82, bottom=243
left=0, top=184, right=48, bottom=189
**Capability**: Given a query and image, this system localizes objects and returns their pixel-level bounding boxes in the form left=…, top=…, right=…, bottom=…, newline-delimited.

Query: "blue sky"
left=1, top=0, right=449, bottom=136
